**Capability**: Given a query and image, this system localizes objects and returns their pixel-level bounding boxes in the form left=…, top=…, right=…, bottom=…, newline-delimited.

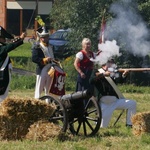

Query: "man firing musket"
left=89, top=58, right=137, bottom=128
left=106, top=59, right=150, bottom=80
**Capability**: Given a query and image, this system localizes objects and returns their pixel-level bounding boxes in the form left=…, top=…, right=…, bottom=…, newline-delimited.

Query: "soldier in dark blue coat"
left=0, top=26, right=25, bottom=102
left=32, top=27, right=54, bottom=99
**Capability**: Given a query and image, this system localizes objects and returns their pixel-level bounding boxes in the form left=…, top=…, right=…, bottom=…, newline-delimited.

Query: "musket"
left=108, top=67, right=150, bottom=79
left=117, top=68, right=150, bottom=72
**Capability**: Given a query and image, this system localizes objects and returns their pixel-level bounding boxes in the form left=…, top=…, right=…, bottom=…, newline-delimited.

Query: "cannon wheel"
left=40, top=95, right=68, bottom=132
left=69, top=96, right=101, bottom=136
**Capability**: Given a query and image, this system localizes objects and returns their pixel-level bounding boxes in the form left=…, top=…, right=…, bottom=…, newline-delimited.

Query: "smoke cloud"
left=106, top=0, right=150, bottom=57
left=91, top=40, right=121, bottom=65
left=92, top=0, right=150, bottom=66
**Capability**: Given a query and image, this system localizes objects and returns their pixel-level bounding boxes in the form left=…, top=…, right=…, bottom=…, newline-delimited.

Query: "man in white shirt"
left=89, top=59, right=136, bottom=128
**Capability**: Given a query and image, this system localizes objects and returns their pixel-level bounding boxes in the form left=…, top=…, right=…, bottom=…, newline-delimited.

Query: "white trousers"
left=0, top=86, right=9, bottom=102
left=34, top=64, right=52, bottom=99
left=0, top=65, right=12, bottom=103
left=100, top=96, right=136, bottom=128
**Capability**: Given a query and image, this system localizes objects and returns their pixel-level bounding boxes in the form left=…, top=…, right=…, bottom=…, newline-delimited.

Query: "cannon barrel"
left=60, top=89, right=92, bottom=101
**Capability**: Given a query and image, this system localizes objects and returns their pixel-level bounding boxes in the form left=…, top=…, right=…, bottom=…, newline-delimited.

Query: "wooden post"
left=20, top=9, right=23, bottom=34
left=0, top=0, right=7, bottom=28
left=34, top=0, right=39, bottom=31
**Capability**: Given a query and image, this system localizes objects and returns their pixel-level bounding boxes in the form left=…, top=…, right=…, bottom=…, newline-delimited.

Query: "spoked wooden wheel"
left=69, top=97, right=101, bottom=136
left=40, top=95, right=68, bottom=132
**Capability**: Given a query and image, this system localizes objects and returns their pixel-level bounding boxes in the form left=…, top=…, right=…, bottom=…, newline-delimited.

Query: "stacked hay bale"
left=26, top=120, right=61, bottom=141
left=131, top=111, right=150, bottom=136
left=0, top=97, right=56, bottom=140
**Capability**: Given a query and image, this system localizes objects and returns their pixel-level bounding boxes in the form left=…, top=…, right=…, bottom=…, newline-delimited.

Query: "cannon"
left=61, top=89, right=92, bottom=101
left=40, top=89, right=102, bottom=136
left=60, top=89, right=93, bottom=108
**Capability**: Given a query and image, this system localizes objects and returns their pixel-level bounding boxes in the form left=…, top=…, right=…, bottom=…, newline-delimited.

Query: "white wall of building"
left=7, top=1, right=52, bottom=14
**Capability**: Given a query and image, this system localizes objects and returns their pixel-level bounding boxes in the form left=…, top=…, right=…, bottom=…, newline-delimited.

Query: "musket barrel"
left=118, top=68, right=150, bottom=72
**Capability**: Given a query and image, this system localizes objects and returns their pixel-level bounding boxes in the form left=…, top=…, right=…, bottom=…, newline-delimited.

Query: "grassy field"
left=0, top=90, right=149, bottom=150
left=1, top=43, right=149, bottom=150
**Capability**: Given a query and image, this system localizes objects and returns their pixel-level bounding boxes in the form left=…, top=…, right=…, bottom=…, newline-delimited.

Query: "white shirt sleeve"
left=76, top=52, right=83, bottom=60
left=98, top=68, right=105, bottom=73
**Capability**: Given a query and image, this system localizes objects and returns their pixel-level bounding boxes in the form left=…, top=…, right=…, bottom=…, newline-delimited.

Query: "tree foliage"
left=50, top=0, right=150, bottom=85
left=138, top=0, right=150, bottom=26
left=50, top=0, right=114, bottom=51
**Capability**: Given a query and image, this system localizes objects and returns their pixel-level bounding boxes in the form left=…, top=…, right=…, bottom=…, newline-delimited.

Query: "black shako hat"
left=0, top=26, right=14, bottom=39
left=36, top=26, right=49, bottom=38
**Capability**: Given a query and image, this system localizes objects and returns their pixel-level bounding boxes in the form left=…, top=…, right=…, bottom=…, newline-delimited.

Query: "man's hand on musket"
left=122, top=69, right=129, bottom=78
left=104, top=71, right=111, bottom=76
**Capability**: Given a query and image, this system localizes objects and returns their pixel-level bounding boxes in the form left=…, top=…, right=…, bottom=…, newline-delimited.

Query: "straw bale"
left=131, top=111, right=150, bottom=136
left=0, top=97, right=55, bottom=140
left=26, top=120, right=62, bottom=141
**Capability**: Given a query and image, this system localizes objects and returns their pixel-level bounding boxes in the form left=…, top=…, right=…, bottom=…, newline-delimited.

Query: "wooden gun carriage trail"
left=40, top=89, right=102, bottom=136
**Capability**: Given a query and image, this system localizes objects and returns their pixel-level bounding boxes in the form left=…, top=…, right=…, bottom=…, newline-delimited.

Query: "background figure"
left=0, top=26, right=25, bottom=102
left=74, top=38, right=96, bottom=92
left=89, top=60, right=136, bottom=128
left=32, top=26, right=54, bottom=99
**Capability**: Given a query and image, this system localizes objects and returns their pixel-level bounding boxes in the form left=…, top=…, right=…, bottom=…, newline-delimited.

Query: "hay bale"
left=0, top=97, right=55, bottom=140
left=131, top=111, right=150, bottom=136
left=26, top=120, right=73, bottom=141
left=26, top=120, right=62, bottom=141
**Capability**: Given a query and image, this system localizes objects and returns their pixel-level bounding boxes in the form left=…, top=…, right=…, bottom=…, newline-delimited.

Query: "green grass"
left=2, top=90, right=149, bottom=150
left=4, top=43, right=150, bottom=149
left=9, top=43, right=36, bottom=70
left=9, top=43, right=32, bottom=58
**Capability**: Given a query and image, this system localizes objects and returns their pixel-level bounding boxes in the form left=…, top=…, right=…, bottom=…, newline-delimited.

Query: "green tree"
left=50, top=0, right=113, bottom=51
left=138, top=0, right=150, bottom=26
left=50, top=0, right=150, bottom=85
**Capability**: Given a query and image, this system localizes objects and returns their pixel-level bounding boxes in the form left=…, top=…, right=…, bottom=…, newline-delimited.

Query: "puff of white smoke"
left=90, top=40, right=121, bottom=65
left=106, top=0, right=150, bottom=57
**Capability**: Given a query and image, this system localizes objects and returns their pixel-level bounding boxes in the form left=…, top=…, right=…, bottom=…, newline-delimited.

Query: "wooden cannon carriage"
left=40, top=89, right=102, bottom=136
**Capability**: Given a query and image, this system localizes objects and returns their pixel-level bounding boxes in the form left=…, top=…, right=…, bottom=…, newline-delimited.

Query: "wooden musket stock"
left=118, top=68, right=150, bottom=72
